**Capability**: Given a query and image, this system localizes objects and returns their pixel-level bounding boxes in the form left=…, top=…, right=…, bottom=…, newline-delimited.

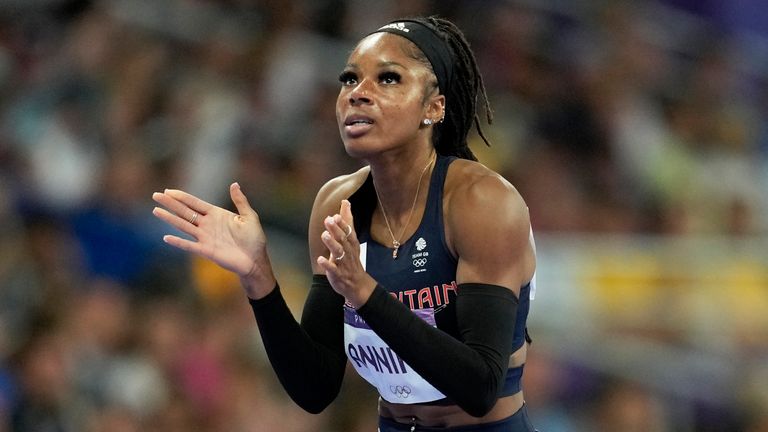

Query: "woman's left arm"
left=449, top=170, right=536, bottom=298
left=354, top=168, right=536, bottom=417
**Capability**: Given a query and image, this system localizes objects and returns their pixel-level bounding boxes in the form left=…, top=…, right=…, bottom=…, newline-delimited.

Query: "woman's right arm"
left=249, top=275, right=346, bottom=414
left=251, top=174, right=366, bottom=412
left=152, top=181, right=349, bottom=413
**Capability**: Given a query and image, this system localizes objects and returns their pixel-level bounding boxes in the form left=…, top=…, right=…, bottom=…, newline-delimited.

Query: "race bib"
left=343, top=305, right=446, bottom=403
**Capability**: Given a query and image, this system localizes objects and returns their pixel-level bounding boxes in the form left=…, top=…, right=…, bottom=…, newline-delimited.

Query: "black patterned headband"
left=372, top=20, right=454, bottom=94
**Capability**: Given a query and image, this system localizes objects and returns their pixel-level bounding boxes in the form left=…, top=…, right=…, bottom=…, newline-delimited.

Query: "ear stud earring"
left=422, top=119, right=433, bottom=125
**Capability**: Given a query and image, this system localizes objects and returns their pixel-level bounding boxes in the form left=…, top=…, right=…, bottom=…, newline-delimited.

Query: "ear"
left=425, top=93, right=446, bottom=124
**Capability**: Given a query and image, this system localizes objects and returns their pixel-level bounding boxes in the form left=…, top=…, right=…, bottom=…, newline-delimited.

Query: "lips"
left=343, top=114, right=375, bottom=137
left=344, top=114, right=374, bottom=126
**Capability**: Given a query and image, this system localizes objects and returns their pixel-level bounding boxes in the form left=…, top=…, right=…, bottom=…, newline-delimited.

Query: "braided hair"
left=404, top=16, right=493, bottom=161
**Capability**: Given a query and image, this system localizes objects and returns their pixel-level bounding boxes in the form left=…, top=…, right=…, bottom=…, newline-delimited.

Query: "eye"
left=338, top=71, right=357, bottom=86
left=379, top=71, right=401, bottom=85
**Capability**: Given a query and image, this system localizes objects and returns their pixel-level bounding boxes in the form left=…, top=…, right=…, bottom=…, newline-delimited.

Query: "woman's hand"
left=152, top=182, right=276, bottom=298
left=316, top=200, right=376, bottom=308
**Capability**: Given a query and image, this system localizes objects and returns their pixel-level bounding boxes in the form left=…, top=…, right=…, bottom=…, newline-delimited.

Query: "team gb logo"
left=416, top=237, right=427, bottom=251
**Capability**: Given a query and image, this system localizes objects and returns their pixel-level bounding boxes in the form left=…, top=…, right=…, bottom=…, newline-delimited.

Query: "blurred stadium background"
left=0, top=0, right=766, bottom=431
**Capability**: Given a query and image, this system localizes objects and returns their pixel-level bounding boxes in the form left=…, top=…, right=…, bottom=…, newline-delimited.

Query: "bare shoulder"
left=444, top=159, right=529, bottom=224
left=444, top=159, right=533, bottom=289
left=312, top=165, right=370, bottom=218
left=308, top=166, right=370, bottom=269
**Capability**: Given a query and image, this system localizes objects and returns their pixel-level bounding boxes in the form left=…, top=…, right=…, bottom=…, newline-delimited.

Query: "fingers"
left=229, top=182, right=256, bottom=218
left=161, top=233, right=202, bottom=254
left=340, top=199, right=354, bottom=227
left=152, top=189, right=209, bottom=229
left=152, top=205, right=198, bottom=235
left=322, top=216, right=347, bottom=259
left=332, top=200, right=355, bottom=241
left=318, top=199, right=357, bottom=265
left=152, top=204, right=201, bottom=252
left=159, top=189, right=211, bottom=215
left=336, top=200, right=354, bottom=240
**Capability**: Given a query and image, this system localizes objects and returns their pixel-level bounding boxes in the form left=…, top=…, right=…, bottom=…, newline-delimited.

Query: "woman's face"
left=336, top=32, right=443, bottom=158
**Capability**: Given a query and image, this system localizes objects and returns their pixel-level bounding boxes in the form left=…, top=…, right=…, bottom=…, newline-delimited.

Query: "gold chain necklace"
left=374, top=154, right=435, bottom=259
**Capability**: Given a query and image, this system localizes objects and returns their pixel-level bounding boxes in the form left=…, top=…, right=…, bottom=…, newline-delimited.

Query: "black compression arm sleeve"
left=249, top=275, right=346, bottom=413
left=355, top=283, right=518, bottom=417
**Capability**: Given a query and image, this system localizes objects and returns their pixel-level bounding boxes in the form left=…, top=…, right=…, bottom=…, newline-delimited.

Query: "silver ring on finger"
left=344, top=225, right=352, bottom=239
left=335, top=250, right=346, bottom=261
left=188, top=211, right=199, bottom=225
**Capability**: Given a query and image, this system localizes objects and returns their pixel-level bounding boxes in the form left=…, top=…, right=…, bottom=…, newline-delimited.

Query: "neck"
left=370, top=150, right=436, bottom=216
left=371, top=150, right=435, bottom=258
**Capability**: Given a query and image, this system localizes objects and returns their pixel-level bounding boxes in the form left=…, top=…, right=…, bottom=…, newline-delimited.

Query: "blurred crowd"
left=0, top=0, right=766, bottom=431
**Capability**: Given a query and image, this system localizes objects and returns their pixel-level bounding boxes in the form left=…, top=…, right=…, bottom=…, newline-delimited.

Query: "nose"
left=349, top=80, right=373, bottom=105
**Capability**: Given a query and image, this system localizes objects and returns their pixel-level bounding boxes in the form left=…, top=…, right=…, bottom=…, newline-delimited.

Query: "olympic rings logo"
left=389, top=385, right=412, bottom=398
left=413, top=258, right=428, bottom=267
